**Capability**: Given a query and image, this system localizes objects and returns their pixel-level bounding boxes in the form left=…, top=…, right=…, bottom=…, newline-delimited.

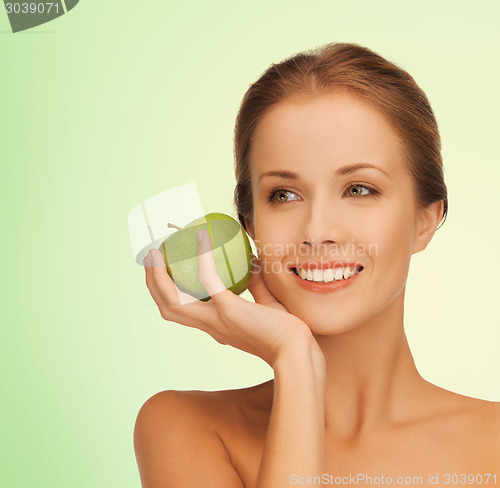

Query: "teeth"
left=296, top=266, right=360, bottom=283
left=323, top=268, right=334, bottom=282
left=312, top=269, right=322, bottom=281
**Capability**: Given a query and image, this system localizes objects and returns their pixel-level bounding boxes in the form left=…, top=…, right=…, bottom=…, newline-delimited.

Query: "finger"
left=144, top=250, right=201, bottom=327
left=143, top=251, right=169, bottom=306
left=146, top=249, right=186, bottom=304
left=145, top=250, right=198, bottom=307
left=196, top=229, right=253, bottom=322
left=144, top=250, right=223, bottom=330
left=153, top=249, right=206, bottom=305
left=197, top=229, right=227, bottom=300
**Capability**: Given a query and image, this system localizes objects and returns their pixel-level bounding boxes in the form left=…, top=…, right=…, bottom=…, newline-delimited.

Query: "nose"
left=299, top=194, right=345, bottom=253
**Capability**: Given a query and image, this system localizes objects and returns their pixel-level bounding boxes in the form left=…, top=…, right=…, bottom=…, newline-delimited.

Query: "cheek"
left=253, top=211, right=289, bottom=257
left=360, top=205, right=416, bottom=288
left=354, top=197, right=416, bottom=247
left=253, top=214, right=300, bottom=297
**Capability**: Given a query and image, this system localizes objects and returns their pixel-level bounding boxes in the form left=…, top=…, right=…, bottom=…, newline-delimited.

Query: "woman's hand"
left=143, top=229, right=313, bottom=367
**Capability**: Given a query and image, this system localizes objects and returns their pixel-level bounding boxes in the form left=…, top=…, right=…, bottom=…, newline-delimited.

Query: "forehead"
left=249, top=92, right=407, bottom=180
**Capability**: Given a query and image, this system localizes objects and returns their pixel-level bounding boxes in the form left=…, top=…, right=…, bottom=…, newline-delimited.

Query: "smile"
left=288, top=261, right=364, bottom=293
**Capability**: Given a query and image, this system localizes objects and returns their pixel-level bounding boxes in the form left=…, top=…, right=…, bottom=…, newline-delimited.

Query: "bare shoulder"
left=133, top=382, right=273, bottom=488
left=452, top=394, right=500, bottom=437
left=133, top=389, right=240, bottom=488
left=428, top=386, right=500, bottom=468
left=467, top=399, right=500, bottom=469
left=134, top=389, right=225, bottom=437
left=476, top=399, right=500, bottom=447
left=135, top=380, right=273, bottom=433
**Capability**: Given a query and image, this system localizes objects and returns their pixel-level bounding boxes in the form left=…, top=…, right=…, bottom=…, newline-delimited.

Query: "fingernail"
left=197, top=230, right=202, bottom=242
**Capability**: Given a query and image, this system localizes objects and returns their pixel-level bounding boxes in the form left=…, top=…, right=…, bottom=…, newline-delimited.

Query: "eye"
left=344, top=183, right=379, bottom=198
left=266, top=187, right=300, bottom=204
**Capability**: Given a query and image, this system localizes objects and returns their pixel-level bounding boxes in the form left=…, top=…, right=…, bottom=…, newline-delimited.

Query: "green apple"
left=159, top=213, right=253, bottom=301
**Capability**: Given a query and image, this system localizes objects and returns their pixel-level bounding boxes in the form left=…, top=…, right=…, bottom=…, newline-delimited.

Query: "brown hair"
left=233, top=42, right=448, bottom=232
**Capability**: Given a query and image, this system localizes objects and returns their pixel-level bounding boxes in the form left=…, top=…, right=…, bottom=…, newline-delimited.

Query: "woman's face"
left=245, top=92, right=436, bottom=334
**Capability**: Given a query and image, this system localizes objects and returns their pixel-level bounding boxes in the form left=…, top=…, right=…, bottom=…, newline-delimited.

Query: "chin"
left=289, top=306, right=362, bottom=336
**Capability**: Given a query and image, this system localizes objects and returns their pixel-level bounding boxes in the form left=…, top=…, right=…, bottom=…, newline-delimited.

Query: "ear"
left=244, top=217, right=255, bottom=241
left=412, top=200, right=444, bottom=254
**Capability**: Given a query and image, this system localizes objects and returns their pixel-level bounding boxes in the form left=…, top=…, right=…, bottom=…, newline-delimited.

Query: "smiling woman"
left=134, top=43, right=500, bottom=488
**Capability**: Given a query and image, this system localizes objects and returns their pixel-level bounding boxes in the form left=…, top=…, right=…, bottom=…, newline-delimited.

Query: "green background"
left=1, top=1, right=499, bottom=486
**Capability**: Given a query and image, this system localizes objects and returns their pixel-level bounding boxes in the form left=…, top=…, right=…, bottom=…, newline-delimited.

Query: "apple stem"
left=167, top=223, right=182, bottom=231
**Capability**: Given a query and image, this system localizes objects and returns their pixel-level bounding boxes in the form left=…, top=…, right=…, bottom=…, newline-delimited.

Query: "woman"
left=134, top=43, right=500, bottom=487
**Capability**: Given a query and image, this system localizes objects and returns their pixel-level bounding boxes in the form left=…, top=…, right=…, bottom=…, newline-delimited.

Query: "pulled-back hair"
left=233, top=42, right=448, bottom=232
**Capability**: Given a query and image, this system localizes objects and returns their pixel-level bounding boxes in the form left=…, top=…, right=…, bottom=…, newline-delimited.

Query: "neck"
left=315, top=289, right=427, bottom=442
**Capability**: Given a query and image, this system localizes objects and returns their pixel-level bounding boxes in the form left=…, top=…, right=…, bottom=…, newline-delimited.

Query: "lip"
left=288, top=261, right=364, bottom=294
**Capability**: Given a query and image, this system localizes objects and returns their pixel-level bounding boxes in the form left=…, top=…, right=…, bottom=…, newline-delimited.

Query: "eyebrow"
left=257, top=163, right=392, bottom=182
